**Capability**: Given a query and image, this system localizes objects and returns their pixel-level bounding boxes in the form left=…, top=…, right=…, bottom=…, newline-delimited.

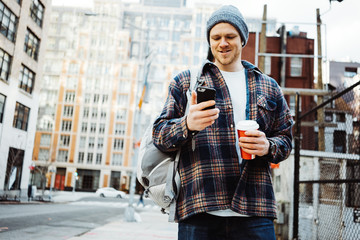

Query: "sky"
left=52, top=0, right=360, bottom=63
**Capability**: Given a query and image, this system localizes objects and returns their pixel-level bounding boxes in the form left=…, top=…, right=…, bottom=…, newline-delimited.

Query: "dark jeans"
left=178, top=213, right=276, bottom=240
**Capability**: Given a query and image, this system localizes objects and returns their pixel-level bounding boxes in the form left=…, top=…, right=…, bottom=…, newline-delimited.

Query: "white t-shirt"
left=208, top=67, right=250, bottom=218
left=220, top=68, right=247, bottom=165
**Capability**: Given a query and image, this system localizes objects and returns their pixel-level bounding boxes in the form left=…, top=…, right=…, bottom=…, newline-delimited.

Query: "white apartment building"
left=0, top=0, right=50, bottom=199
left=33, top=0, right=136, bottom=192
left=33, top=0, right=218, bottom=192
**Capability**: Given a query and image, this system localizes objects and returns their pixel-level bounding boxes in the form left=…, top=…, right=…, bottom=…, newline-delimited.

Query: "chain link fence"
left=294, top=81, right=360, bottom=240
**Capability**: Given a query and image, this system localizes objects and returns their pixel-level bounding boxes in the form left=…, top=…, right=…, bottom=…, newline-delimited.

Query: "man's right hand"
left=186, top=91, right=219, bottom=131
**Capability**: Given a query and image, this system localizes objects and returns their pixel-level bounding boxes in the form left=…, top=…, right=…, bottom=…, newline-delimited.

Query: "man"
left=153, top=5, right=293, bottom=240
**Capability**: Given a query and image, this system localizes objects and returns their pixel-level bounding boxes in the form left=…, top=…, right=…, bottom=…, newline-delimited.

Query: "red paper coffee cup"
left=237, top=120, right=259, bottom=160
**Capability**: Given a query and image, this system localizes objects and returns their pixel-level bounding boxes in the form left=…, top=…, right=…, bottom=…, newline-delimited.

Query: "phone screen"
left=196, top=86, right=216, bottom=110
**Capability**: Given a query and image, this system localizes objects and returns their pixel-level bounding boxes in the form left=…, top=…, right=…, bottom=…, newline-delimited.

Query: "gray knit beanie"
left=206, top=5, right=249, bottom=47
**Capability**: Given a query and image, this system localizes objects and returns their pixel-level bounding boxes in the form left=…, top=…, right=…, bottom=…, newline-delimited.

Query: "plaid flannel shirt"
left=153, top=60, right=294, bottom=221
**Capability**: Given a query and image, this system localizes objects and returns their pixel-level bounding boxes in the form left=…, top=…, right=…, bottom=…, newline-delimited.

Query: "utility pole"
left=258, top=4, right=267, bottom=72
left=316, top=8, right=325, bottom=151
left=279, top=24, right=287, bottom=88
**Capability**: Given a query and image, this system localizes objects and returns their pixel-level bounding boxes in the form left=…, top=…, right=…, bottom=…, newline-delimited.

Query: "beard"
left=213, top=48, right=241, bottom=67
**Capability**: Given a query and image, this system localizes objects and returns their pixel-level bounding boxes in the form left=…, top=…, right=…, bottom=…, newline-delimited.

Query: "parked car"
left=95, top=187, right=126, bottom=198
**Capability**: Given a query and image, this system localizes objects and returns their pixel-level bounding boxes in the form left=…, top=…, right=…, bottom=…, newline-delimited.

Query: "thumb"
left=191, top=91, right=197, bottom=105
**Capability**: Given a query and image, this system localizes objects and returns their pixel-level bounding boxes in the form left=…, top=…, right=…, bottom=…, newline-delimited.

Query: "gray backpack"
left=136, top=69, right=198, bottom=222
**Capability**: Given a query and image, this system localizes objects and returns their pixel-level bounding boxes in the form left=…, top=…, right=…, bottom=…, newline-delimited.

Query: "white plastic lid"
left=236, top=120, right=259, bottom=131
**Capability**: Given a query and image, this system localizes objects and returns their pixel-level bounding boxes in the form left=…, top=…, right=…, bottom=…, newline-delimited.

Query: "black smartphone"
left=196, top=86, right=216, bottom=110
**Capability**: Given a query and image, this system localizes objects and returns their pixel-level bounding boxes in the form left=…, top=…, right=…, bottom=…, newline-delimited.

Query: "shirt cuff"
left=182, top=116, right=198, bottom=139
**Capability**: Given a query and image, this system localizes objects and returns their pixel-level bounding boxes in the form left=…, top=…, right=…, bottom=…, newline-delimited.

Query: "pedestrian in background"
left=153, top=5, right=294, bottom=240
left=137, top=190, right=145, bottom=207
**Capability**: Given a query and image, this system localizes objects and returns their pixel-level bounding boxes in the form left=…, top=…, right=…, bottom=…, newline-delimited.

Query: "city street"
left=0, top=195, right=154, bottom=240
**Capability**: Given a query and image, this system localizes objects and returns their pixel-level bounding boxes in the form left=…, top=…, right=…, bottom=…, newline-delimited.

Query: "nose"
left=219, top=37, right=229, bottom=47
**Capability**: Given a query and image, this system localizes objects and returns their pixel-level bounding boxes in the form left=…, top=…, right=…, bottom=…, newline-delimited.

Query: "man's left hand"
left=238, top=130, right=270, bottom=157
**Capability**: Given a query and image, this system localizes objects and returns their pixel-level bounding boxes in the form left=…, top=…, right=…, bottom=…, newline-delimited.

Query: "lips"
left=219, top=49, right=231, bottom=53
left=219, top=49, right=231, bottom=57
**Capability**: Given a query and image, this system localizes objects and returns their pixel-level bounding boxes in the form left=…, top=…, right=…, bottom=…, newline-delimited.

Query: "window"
left=344, top=67, right=357, bottom=78
left=60, top=135, right=70, bottom=147
left=319, top=161, right=340, bottom=205
left=83, top=107, right=89, bottom=118
left=13, top=102, right=30, bottom=131
left=93, top=94, right=100, bottom=103
left=61, top=120, right=72, bottom=131
left=66, top=77, right=77, bottom=89
left=68, top=63, right=79, bottom=74
left=0, top=2, right=18, bottom=42
left=100, top=110, right=106, bottom=119
left=290, top=57, right=302, bottom=77
left=4, top=148, right=24, bottom=190
left=63, top=106, right=74, bottom=117
left=264, top=56, right=271, bottom=75
left=78, top=152, right=84, bottom=164
left=0, top=48, right=12, bottom=81
left=118, top=80, right=130, bottom=93
left=40, top=134, right=51, bottom=146
left=88, top=137, right=95, bottom=148
left=87, top=152, right=93, bottom=164
left=84, top=93, right=91, bottom=103
left=38, top=117, right=53, bottom=131
left=90, top=123, right=96, bottom=133
left=115, top=123, right=125, bottom=135
left=289, top=95, right=302, bottom=116
left=99, top=123, right=105, bottom=134
left=65, top=91, right=75, bottom=102
left=98, top=137, right=103, bottom=149
left=24, top=29, right=40, bottom=61
left=19, top=65, right=35, bottom=94
left=38, top=148, right=49, bottom=161
left=112, top=153, right=123, bottom=166
left=102, top=94, right=108, bottom=104
left=346, top=162, right=360, bottom=207
left=335, top=113, right=346, bottom=123
left=81, top=122, right=87, bottom=132
left=0, top=93, right=5, bottom=123
left=113, top=139, right=124, bottom=150
left=333, top=130, right=346, bottom=153
left=30, top=0, right=44, bottom=27
left=92, top=108, right=97, bottom=118
left=325, top=112, right=333, bottom=122
left=79, top=136, right=86, bottom=148
left=58, top=150, right=68, bottom=162
left=96, top=153, right=102, bottom=165
left=116, top=109, right=127, bottom=121
left=117, top=94, right=128, bottom=106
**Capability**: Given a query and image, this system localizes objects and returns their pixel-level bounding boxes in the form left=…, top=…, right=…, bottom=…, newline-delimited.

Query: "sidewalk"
left=68, top=207, right=178, bottom=240
left=1, top=190, right=178, bottom=239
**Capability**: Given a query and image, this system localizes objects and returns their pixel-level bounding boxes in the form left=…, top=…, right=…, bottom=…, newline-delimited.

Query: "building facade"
left=327, top=61, right=360, bottom=154
left=0, top=0, right=50, bottom=199
left=32, top=0, right=212, bottom=192
left=33, top=0, right=136, bottom=192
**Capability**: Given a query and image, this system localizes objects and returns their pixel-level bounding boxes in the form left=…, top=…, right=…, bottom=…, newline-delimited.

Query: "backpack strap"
left=186, top=68, right=199, bottom=106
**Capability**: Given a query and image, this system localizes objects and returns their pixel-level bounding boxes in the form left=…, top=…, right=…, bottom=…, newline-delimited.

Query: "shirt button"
left=229, top=105, right=232, bottom=109
left=183, top=134, right=186, bottom=138
left=172, top=144, right=176, bottom=147
left=230, top=124, right=234, bottom=128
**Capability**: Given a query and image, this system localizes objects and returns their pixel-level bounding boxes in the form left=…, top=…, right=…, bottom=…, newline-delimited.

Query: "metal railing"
left=293, top=80, right=360, bottom=239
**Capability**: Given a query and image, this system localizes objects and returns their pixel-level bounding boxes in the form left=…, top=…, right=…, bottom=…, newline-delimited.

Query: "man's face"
left=209, top=23, right=243, bottom=71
